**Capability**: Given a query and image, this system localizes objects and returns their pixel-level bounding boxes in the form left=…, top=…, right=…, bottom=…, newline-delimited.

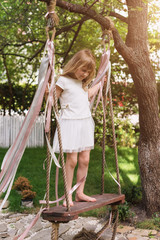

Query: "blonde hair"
left=62, top=49, right=96, bottom=89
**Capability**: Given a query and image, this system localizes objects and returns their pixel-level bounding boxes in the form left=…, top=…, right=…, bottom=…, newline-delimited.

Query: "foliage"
left=21, top=189, right=36, bottom=200
left=0, top=0, right=46, bottom=82
left=148, top=1, right=160, bottom=82
left=136, top=212, right=160, bottom=231
left=122, top=185, right=142, bottom=204
left=13, top=176, right=33, bottom=191
left=13, top=176, right=36, bottom=201
left=93, top=82, right=139, bottom=148
left=94, top=111, right=139, bottom=148
left=0, top=83, right=38, bottom=114
left=0, top=0, right=159, bottom=114
left=118, top=201, right=134, bottom=222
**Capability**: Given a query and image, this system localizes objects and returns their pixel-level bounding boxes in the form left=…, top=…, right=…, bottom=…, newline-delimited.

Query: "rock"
left=0, top=232, right=9, bottom=238
left=117, top=237, right=128, bottom=240
left=117, top=225, right=135, bottom=234
left=0, top=200, right=10, bottom=209
left=59, top=224, right=70, bottom=236
left=132, top=229, right=157, bottom=236
left=30, top=218, right=43, bottom=233
left=8, top=228, right=18, bottom=237
left=0, top=223, right=7, bottom=232
left=0, top=212, right=159, bottom=240
left=30, top=228, right=52, bottom=240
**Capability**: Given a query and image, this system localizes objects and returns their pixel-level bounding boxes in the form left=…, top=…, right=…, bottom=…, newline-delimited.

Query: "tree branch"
left=0, top=39, right=45, bottom=51
left=61, top=21, right=84, bottom=66
left=29, top=42, right=46, bottom=61
left=56, top=0, right=111, bottom=29
left=56, top=15, right=89, bottom=35
left=109, top=11, right=128, bottom=23
left=0, top=18, right=89, bottom=61
left=19, top=0, right=135, bottom=63
left=2, top=53, right=29, bottom=59
left=48, top=0, right=134, bottom=63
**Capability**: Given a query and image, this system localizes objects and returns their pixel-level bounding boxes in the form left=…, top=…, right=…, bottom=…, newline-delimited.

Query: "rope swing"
left=44, top=1, right=71, bottom=238
left=0, top=1, right=125, bottom=239
left=42, top=2, right=124, bottom=238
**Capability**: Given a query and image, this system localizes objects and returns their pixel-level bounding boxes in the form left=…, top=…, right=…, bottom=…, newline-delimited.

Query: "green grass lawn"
left=0, top=146, right=139, bottom=214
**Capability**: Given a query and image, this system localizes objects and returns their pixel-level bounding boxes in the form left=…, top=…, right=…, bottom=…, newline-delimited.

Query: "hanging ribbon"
left=89, top=49, right=121, bottom=188
left=39, top=176, right=86, bottom=205
left=0, top=41, right=53, bottom=211
left=90, top=49, right=110, bottom=111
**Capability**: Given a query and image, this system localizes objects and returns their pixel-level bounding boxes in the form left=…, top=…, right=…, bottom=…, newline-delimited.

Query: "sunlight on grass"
left=119, top=163, right=136, bottom=171
left=127, top=174, right=139, bottom=184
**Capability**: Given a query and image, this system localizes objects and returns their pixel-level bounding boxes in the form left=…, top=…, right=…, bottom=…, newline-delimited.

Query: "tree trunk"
left=39, top=0, right=160, bottom=215
left=128, top=58, right=160, bottom=215
left=105, top=0, right=160, bottom=215
left=124, top=0, right=160, bottom=215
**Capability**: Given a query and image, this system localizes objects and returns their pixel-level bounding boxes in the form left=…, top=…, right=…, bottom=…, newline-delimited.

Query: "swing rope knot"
left=46, top=0, right=59, bottom=31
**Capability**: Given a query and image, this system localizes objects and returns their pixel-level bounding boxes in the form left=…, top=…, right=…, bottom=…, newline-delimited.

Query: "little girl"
left=53, top=49, right=101, bottom=206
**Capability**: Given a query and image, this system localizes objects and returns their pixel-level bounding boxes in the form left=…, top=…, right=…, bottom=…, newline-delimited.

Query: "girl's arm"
left=45, top=85, right=63, bottom=101
left=88, top=82, right=101, bottom=99
left=55, top=85, right=63, bottom=99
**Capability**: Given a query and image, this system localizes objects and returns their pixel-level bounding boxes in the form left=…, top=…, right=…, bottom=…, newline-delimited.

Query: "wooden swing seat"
left=42, top=193, right=125, bottom=223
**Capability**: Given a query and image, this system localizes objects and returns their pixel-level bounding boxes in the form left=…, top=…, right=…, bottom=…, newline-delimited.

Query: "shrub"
left=136, top=213, right=160, bottom=231
left=13, top=176, right=32, bottom=191
left=93, top=104, right=139, bottom=148
left=118, top=201, right=134, bottom=221
left=123, top=185, right=142, bottom=204
left=21, top=189, right=36, bottom=200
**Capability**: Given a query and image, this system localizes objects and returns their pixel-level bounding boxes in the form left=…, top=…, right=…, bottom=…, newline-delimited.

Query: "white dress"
left=53, top=76, right=95, bottom=153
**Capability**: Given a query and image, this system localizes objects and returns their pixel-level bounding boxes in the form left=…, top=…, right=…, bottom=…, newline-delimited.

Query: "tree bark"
left=125, top=0, right=160, bottom=215
left=39, top=0, right=160, bottom=215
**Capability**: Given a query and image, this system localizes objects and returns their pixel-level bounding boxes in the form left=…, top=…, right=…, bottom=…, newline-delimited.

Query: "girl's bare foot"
left=75, top=193, right=96, bottom=202
left=63, top=197, right=74, bottom=207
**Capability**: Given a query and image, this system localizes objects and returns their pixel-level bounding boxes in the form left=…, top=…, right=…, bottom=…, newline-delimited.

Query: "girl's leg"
left=75, top=150, right=96, bottom=202
left=63, top=152, right=78, bottom=207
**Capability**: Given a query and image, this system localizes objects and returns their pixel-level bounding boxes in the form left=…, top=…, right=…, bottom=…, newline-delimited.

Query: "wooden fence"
left=0, top=115, right=45, bottom=148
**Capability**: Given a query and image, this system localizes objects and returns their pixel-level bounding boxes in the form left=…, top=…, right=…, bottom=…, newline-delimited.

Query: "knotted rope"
left=53, top=84, right=71, bottom=211
left=46, top=0, right=59, bottom=39
left=101, top=79, right=107, bottom=194
left=51, top=223, right=59, bottom=240
left=44, top=2, right=70, bottom=240
left=46, top=127, right=51, bottom=209
left=109, top=86, right=121, bottom=195
left=45, top=0, right=70, bottom=215
left=100, top=30, right=121, bottom=195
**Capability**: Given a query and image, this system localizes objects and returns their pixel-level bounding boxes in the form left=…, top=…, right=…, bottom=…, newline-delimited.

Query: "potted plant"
left=21, top=189, right=36, bottom=208
left=13, top=176, right=36, bottom=208
left=21, top=189, right=36, bottom=201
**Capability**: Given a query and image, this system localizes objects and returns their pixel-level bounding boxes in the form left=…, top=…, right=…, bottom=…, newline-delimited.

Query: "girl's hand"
left=88, top=82, right=101, bottom=99
left=104, top=75, right=108, bottom=83
left=45, top=85, right=50, bottom=101
left=45, top=87, right=49, bottom=95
